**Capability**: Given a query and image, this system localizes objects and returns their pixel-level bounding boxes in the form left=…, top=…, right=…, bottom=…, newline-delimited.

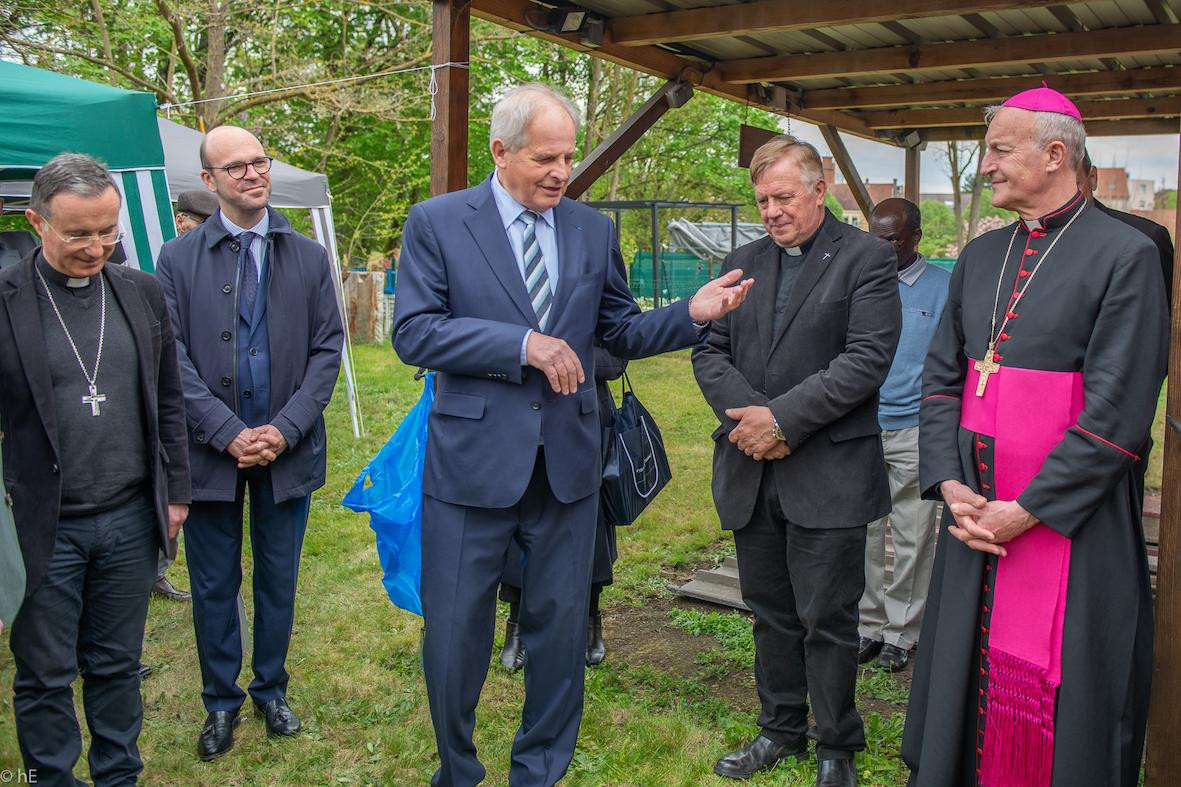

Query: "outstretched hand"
left=689, top=269, right=755, bottom=322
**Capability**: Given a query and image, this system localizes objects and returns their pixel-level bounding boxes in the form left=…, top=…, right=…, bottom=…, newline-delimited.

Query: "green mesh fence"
left=629, top=251, right=721, bottom=302
left=627, top=253, right=958, bottom=303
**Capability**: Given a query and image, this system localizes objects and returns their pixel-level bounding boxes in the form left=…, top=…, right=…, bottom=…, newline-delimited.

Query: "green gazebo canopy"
left=0, top=60, right=165, bottom=170
left=0, top=60, right=174, bottom=271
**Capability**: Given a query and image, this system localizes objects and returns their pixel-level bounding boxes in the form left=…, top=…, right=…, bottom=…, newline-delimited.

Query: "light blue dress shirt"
left=490, top=172, right=561, bottom=363
left=220, top=211, right=269, bottom=281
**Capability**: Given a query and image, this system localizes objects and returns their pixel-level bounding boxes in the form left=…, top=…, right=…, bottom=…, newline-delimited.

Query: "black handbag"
left=600, top=371, right=672, bottom=525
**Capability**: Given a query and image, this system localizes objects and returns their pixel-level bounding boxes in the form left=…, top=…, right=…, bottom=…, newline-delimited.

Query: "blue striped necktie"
left=520, top=210, right=553, bottom=331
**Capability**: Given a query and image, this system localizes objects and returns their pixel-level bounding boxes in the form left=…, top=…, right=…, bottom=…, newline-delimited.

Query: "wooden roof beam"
left=720, top=23, right=1181, bottom=83
left=860, top=96, right=1181, bottom=127
left=805, top=66, right=1181, bottom=109
left=819, top=125, right=875, bottom=219
left=470, top=0, right=880, bottom=140
left=917, top=117, right=1181, bottom=140
left=566, top=80, right=694, bottom=199
left=609, top=0, right=1061, bottom=47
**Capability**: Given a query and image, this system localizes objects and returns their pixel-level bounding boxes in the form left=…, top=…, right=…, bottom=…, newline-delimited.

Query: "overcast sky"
left=783, top=120, right=1179, bottom=193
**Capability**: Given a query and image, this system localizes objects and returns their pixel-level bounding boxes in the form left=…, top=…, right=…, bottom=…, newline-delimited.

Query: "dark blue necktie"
left=237, top=232, right=259, bottom=316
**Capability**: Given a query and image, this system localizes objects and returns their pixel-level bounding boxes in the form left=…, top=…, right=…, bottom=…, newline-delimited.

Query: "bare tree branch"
left=154, top=0, right=203, bottom=102
left=0, top=33, right=176, bottom=102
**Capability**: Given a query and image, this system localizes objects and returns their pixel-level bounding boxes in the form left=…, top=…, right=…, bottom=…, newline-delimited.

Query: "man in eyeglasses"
left=0, top=153, right=191, bottom=784
left=155, top=125, right=342, bottom=761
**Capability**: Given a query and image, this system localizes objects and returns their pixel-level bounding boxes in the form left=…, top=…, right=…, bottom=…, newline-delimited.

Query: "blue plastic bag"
left=343, top=372, right=434, bottom=615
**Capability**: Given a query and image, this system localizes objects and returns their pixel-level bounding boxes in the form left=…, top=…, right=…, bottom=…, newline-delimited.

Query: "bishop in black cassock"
left=902, top=88, right=1168, bottom=787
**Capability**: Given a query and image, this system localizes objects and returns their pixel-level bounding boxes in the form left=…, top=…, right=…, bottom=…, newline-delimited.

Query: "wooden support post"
left=430, top=0, right=471, bottom=197
left=566, top=80, right=694, bottom=200
left=904, top=144, right=922, bottom=203
left=819, top=124, right=874, bottom=221
left=1146, top=121, right=1181, bottom=786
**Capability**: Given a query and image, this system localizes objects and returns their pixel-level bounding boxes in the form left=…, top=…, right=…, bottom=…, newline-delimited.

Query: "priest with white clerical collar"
left=0, top=153, right=191, bottom=784
left=902, top=85, right=1168, bottom=787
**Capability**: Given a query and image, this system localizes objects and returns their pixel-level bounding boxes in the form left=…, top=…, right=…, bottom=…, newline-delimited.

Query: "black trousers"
left=9, top=495, right=158, bottom=787
left=421, top=449, right=597, bottom=787
left=732, top=464, right=867, bottom=760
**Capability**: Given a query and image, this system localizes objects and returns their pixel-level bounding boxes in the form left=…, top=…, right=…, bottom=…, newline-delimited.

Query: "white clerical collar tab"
left=66, top=277, right=90, bottom=288
left=784, top=245, right=803, bottom=257
left=1020, top=217, right=1045, bottom=233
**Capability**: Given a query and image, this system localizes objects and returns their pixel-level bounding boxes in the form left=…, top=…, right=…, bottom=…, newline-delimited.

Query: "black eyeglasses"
left=205, top=156, right=273, bottom=180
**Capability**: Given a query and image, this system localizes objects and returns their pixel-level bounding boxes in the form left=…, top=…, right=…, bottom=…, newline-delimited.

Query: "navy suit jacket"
left=156, top=208, right=343, bottom=503
left=392, top=178, right=700, bottom=508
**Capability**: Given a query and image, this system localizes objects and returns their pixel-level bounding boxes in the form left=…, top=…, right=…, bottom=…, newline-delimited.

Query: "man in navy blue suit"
left=393, top=83, right=753, bottom=786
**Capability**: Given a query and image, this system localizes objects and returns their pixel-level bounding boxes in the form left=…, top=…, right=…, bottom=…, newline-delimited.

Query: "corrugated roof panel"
left=1070, top=3, right=1120, bottom=28
left=797, top=26, right=868, bottom=49
left=977, top=10, right=1034, bottom=36
left=578, top=0, right=668, bottom=16
left=896, top=16, right=984, bottom=41
left=1085, top=0, right=1141, bottom=26
left=816, top=23, right=906, bottom=48
left=748, top=30, right=842, bottom=53
left=683, top=38, right=770, bottom=59
left=1109, top=0, right=1158, bottom=24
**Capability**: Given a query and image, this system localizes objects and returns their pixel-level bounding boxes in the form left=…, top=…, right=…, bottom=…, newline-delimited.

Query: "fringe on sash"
left=979, top=647, right=1058, bottom=787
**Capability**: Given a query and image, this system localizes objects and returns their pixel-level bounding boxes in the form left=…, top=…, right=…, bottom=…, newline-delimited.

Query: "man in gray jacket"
left=155, top=125, right=343, bottom=762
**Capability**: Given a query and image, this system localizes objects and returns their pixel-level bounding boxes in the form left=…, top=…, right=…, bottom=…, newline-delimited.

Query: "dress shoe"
left=151, top=576, right=192, bottom=602
left=586, top=613, right=606, bottom=666
left=877, top=643, right=910, bottom=672
left=198, top=709, right=241, bottom=761
left=714, top=734, right=809, bottom=779
left=255, top=697, right=301, bottom=736
left=857, top=637, right=883, bottom=664
left=499, top=618, right=525, bottom=673
left=137, top=664, right=153, bottom=680
left=816, top=757, right=857, bottom=787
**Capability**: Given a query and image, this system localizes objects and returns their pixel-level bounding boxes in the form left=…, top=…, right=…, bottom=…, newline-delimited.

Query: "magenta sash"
left=960, top=360, right=1084, bottom=787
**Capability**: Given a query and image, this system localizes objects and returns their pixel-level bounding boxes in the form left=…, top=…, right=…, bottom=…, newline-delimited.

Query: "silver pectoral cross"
left=82, top=384, right=107, bottom=416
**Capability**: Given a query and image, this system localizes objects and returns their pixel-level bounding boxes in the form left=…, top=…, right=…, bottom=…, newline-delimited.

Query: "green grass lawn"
left=0, top=345, right=1165, bottom=785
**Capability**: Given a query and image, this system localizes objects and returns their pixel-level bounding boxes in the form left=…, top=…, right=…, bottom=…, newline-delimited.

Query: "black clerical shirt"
left=35, top=255, right=147, bottom=515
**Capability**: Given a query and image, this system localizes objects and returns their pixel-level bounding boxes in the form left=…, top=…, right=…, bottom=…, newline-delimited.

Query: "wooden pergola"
left=427, top=1, right=1181, bottom=781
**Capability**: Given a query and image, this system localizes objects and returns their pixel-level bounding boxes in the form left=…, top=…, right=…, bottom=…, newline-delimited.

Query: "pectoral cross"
left=82, top=384, right=107, bottom=416
left=974, top=344, right=1000, bottom=397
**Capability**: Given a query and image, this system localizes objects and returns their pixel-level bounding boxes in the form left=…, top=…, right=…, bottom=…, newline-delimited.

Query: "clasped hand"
left=941, top=479, right=1037, bottom=557
left=226, top=425, right=288, bottom=469
left=725, top=405, right=788, bottom=461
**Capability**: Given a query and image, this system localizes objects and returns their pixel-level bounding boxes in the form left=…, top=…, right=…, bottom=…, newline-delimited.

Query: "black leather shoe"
left=151, top=576, right=192, bottom=602
left=877, top=643, right=910, bottom=672
left=586, top=613, right=606, bottom=666
left=499, top=618, right=525, bottom=673
left=254, top=697, right=301, bottom=736
left=198, top=709, right=241, bottom=761
left=816, top=757, right=856, bottom=787
left=857, top=637, right=883, bottom=664
left=714, top=734, right=809, bottom=779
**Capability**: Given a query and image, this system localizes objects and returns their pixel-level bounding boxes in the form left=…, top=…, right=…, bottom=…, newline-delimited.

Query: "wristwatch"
left=771, top=418, right=785, bottom=442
